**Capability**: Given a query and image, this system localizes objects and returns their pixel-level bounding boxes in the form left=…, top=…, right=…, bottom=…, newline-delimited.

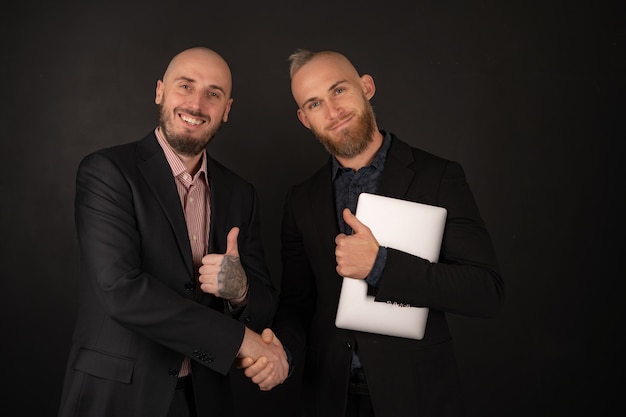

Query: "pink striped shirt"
left=155, top=127, right=210, bottom=377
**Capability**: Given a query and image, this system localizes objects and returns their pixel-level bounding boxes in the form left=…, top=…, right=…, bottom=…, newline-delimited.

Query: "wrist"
left=230, top=285, right=249, bottom=306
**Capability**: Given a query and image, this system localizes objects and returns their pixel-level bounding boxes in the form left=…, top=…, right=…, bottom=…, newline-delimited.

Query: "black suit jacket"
left=274, top=133, right=504, bottom=417
left=58, top=132, right=277, bottom=417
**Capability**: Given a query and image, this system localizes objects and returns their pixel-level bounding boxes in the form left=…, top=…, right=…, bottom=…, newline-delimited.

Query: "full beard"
left=158, top=104, right=222, bottom=157
left=311, top=100, right=376, bottom=159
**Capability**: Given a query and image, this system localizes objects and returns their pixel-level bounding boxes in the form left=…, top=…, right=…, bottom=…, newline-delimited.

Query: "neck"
left=178, top=152, right=203, bottom=176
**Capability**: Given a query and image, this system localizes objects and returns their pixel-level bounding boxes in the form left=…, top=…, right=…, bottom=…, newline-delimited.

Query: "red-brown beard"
left=310, top=100, right=376, bottom=159
left=158, top=103, right=223, bottom=157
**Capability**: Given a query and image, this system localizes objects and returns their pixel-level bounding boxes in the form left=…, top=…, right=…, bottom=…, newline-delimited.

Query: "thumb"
left=342, top=208, right=366, bottom=234
left=261, top=328, right=275, bottom=344
left=226, top=227, right=240, bottom=256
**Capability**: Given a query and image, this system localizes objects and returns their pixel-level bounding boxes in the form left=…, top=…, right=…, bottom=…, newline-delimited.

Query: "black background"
left=2, top=1, right=624, bottom=416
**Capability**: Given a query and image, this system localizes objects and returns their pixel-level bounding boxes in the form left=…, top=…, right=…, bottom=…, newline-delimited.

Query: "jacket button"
left=185, top=282, right=195, bottom=291
left=168, top=368, right=179, bottom=377
left=243, top=316, right=252, bottom=323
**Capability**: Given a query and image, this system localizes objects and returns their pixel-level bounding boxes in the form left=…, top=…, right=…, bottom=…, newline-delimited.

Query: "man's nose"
left=325, top=101, right=343, bottom=119
left=186, top=91, right=205, bottom=110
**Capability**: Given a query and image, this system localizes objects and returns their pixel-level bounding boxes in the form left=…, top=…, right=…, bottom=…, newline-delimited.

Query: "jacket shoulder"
left=79, top=132, right=153, bottom=165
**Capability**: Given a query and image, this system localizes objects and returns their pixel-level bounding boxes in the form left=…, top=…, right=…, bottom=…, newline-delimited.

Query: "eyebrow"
left=174, top=76, right=227, bottom=95
left=301, top=79, right=347, bottom=108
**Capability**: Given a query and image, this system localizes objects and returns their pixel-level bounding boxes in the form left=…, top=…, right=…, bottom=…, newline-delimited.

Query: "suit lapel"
left=310, top=159, right=342, bottom=258
left=205, top=155, right=226, bottom=254
left=311, top=140, right=417, bottom=259
left=136, top=133, right=194, bottom=277
left=377, top=135, right=416, bottom=199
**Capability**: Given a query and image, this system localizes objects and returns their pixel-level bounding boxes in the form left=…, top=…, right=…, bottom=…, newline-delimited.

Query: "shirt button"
left=345, top=342, right=352, bottom=350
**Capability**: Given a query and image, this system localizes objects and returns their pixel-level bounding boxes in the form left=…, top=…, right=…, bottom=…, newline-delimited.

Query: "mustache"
left=327, top=112, right=354, bottom=131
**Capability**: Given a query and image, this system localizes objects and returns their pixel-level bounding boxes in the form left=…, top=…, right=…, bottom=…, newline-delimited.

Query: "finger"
left=201, top=253, right=222, bottom=266
left=199, top=281, right=218, bottom=295
left=255, top=358, right=288, bottom=390
left=250, top=361, right=275, bottom=384
left=236, top=356, right=255, bottom=369
left=197, top=273, right=211, bottom=285
left=342, top=208, right=366, bottom=233
left=225, top=227, right=240, bottom=256
left=198, top=263, right=218, bottom=277
left=243, top=356, right=269, bottom=378
left=335, top=233, right=347, bottom=246
left=253, top=364, right=283, bottom=390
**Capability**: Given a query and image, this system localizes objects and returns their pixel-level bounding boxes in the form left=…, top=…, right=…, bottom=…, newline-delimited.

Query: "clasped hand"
left=237, top=328, right=289, bottom=391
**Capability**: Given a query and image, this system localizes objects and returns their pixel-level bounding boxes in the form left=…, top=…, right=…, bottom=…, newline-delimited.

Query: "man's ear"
left=155, top=80, right=164, bottom=104
left=297, top=108, right=311, bottom=129
left=360, top=74, right=376, bottom=100
left=222, top=98, right=234, bottom=122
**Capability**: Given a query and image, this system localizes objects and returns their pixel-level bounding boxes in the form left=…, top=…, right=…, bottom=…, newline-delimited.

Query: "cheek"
left=299, top=112, right=318, bottom=129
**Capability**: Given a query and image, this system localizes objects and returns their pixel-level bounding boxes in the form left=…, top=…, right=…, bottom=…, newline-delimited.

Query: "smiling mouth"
left=328, top=114, right=354, bottom=131
left=179, top=113, right=205, bottom=126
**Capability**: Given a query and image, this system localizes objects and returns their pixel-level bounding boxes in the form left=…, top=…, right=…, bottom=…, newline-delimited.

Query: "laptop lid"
left=335, top=193, right=447, bottom=340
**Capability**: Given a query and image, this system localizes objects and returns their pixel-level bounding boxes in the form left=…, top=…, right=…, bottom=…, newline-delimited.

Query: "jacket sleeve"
left=75, top=151, right=248, bottom=375
left=374, top=160, right=504, bottom=318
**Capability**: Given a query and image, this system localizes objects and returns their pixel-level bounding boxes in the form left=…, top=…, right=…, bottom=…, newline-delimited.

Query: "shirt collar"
left=331, top=130, right=392, bottom=181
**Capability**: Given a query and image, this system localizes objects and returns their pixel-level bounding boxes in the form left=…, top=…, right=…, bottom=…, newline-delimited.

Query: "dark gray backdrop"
left=2, top=1, right=624, bottom=416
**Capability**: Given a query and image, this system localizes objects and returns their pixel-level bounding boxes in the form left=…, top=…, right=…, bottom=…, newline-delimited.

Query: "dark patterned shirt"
left=331, top=130, right=392, bottom=380
left=332, top=130, right=391, bottom=288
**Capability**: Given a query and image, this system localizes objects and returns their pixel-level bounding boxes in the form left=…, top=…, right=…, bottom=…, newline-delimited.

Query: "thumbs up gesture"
left=199, top=227, right=248, bottom=302
left=335, top=208, right=379, bottom=279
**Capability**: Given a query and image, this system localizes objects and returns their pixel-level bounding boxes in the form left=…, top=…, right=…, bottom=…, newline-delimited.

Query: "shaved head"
left=155, top=47, right=234, bottom=159
left=162, top=47, right=232, bottom=98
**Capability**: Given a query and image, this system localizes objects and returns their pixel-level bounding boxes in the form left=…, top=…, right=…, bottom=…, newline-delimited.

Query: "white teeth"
left=181, top=115, right=202, bottom=125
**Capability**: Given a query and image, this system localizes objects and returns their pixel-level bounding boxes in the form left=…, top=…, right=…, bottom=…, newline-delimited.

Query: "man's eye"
left=335, top=87, right=344, bottom=94
left=309, top=102, right=320, bottom=109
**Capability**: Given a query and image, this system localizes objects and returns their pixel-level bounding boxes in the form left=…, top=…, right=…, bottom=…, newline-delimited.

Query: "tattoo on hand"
left=218, top=255, right=247, bottom=299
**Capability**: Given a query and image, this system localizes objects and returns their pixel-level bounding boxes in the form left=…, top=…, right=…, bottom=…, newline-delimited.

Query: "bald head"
left=162, top=47, right=232, bottom=98
left=155, top=47, right=234, bottom=163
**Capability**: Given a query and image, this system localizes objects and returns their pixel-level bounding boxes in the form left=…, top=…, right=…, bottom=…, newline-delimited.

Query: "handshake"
left=236, top=327, right=289, bottom=391
left=198, top=227, right=290, bottom=391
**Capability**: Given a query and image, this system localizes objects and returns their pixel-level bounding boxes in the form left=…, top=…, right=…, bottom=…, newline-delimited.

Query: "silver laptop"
left=335, top=193, right=447, bottom=340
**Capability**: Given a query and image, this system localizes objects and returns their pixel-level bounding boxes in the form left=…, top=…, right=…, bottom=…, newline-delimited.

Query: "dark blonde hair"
left=289, top=49, right=348, bottom=79
left=288, top=49, right=316, bottom=78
